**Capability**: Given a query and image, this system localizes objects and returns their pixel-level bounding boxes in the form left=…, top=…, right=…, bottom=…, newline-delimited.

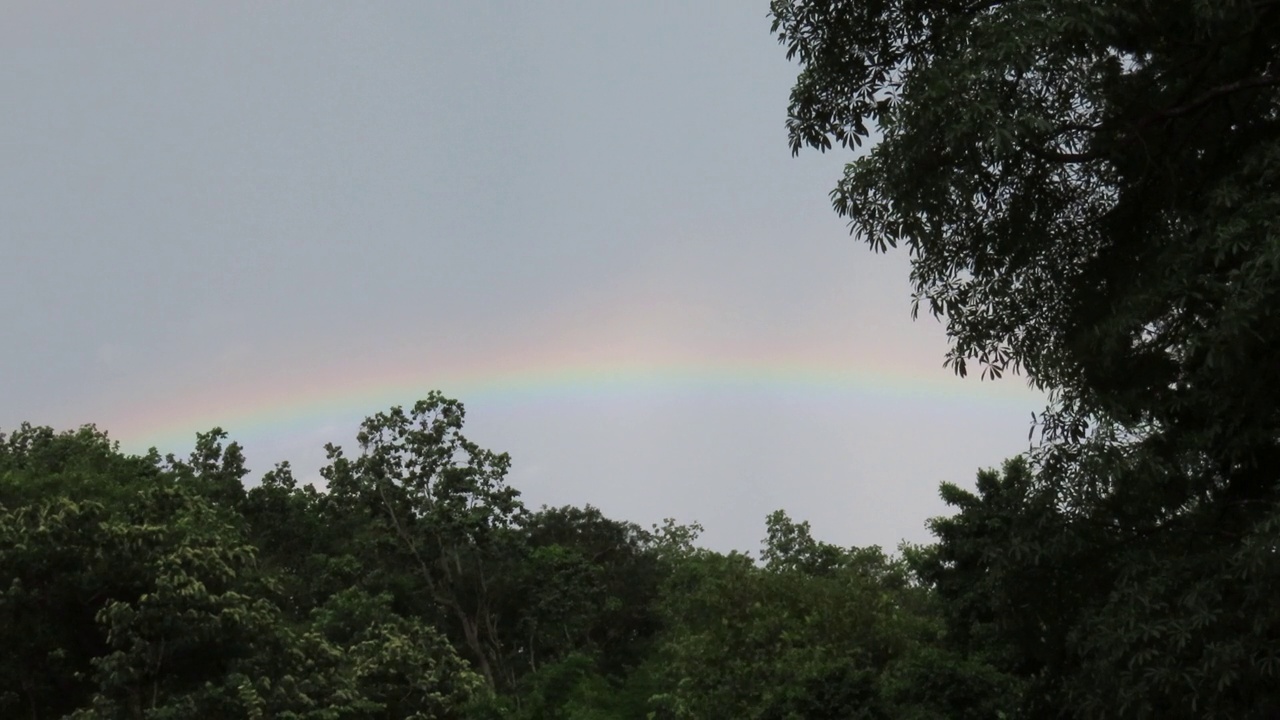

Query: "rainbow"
left=110, top=347, right=1045, bottom=456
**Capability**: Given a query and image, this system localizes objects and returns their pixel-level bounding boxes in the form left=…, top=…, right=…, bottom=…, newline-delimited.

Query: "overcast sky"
left=2, top=2, right=1043, bottom=553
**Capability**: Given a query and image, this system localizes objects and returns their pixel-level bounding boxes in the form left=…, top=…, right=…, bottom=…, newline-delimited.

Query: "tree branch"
left=1025, top=74, right=1278, bottom=164
left=1135, top=74, right=1279, bottom=129
left=1024, top=144, right=1108, bottom=163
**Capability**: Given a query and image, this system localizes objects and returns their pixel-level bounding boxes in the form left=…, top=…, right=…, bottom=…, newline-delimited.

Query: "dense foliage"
left=4, top=399, right=997, bottom=719
left=771, top=0, right=1280, bottom=716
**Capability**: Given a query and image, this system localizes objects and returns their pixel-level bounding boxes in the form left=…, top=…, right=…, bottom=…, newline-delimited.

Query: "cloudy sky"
left=2, top=2, right=1043, bottom=552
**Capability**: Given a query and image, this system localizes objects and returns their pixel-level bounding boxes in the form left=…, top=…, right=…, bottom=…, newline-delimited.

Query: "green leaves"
left=320, top=394, right=525, bottom=691
left=0, top=418, right=488, bottom=719
left=650, top=513, right=996, bottom=720
left=773, top=0, right=1280, bottom=423
left=774, top=2, right=1280, bottom=715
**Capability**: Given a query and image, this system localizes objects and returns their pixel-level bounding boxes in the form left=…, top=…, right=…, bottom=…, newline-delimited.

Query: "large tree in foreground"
left=770, top=0, right=1280, bottom=445
left=771, top=2, right=1280, bottom=717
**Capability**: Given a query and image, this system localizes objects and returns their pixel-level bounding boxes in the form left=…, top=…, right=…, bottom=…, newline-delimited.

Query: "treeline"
left=2, top=394, right=1012, bottom=719
left=6, top=397, right=1280, bottom=719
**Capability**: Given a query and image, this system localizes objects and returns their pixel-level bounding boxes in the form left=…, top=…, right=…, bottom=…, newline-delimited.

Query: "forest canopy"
left=1, top=402, right=990, bottom=719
